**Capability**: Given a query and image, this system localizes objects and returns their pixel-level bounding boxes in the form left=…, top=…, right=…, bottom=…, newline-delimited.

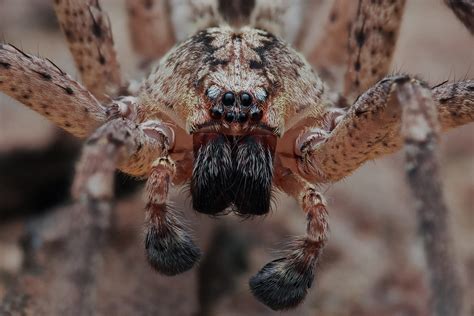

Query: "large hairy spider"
left=0, top=0, right=473, bottom=313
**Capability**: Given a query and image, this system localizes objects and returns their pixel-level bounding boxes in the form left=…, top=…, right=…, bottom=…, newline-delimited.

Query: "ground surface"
left=0, top=1, right=473, bottom=315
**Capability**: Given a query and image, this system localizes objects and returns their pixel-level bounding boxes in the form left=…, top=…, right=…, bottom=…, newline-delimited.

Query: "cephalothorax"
left=1, top=0, right=473, bottom=313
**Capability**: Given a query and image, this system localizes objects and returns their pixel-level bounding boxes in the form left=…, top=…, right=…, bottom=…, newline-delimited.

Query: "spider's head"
left=145, top=26, right=324, bottom=216
left=190, top=83, right=278, bottom=217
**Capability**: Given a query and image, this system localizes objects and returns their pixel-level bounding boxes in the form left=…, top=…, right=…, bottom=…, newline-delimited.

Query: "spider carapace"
left=144, top=27, right=326, bottom=218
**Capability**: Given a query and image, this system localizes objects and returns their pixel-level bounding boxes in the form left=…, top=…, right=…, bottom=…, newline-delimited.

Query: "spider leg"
left=344, top=0, right=406, bottom=99
left=305, top=0, right=358, bottom=87
left=0, top=44, right=106, bottom=138
left=297, top=76, right=474, bottom=183
left=65, top=118, right=171, bottom=311
left=400, top=78, right=463, bottom=315
left=144, top=156, right=201, bottom=275
left=126, top=0, right=176, bottom=65
left=249, top=169, right=328, bottom=311
left=444, top=0, right=474, bottom=34
left=53, top=0, right=124, bottom=101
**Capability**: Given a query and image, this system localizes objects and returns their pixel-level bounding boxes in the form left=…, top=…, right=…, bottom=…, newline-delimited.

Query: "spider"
left=0, top=0, right=473, bottom=312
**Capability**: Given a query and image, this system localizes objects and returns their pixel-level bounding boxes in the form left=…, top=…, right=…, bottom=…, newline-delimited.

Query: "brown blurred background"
left=0, top=1, right=473, bottom=315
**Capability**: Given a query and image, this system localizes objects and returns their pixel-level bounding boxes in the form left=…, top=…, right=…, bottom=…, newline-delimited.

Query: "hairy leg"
left=344, top=0, right=406, bottom=100
left=144, top=157, right=201, bottom=275
left=296, top=77, right=474, bottom=183
left=400, top=79, right=463, bottom=316
left=63, top=118, right=171, bottom=313
left=53, top=0, right=124, bottom=101
left=0, top=43, right=105, bottom=137
left=126, top=0, right=176, bottom=64
left=249, top=168, right=328, bottom=311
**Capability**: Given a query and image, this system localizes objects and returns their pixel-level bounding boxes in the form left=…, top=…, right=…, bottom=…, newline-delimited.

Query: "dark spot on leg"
left=354, top=61, right=361, bottom=71
left=355, top=30, right=366, bottom=47
left=98, top=54, right=106, bottom=65
left=32, top=69, right=52, bottom=80
left=0, top=61, right=11, bottom=69
left=64, top=86, right=74, bottom=95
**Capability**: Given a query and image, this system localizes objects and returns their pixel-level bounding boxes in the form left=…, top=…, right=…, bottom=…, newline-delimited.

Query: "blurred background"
left=0, top=1, right=473, bottom=315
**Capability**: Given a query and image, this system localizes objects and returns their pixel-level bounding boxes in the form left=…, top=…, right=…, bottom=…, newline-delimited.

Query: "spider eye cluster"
left=206, top=87, right=265, bottom=124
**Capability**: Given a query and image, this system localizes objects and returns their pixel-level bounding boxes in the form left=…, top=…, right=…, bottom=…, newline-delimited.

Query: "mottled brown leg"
left=64, top=118, right=170, bottom=313
left=250, top=0, right=298, bottom=39
left=400, top=80, right=463, bottom=316
left=296, top=77, right=474, bottom=183
left=0, top=44, right=105, bottom=137
left=144, top=157, right=201, bottom=275
left=73, top=117, right=171, bottom=200
left=53, top=0, right=123, bottom=101
left=305, top=0, right=358, bottom=87
left=126, top=0, right=176, bottom=64
left=444, top=0, right=474, bottom=34
left=249, top=170, right=328, bottom=311
left=293, top=0, right=325, bottom=49
left=344, top=0, right=406, bottom=100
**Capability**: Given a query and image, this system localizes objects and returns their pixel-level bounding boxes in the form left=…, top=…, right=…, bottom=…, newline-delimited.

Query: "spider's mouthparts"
left=191, top=133, right=276, bottom=216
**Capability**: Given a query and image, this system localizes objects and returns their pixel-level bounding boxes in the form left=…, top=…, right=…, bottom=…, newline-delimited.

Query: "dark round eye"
left=225, top=111, right=236, bottom=123
left=240, top=92, right=252, bottom=107
left=249, top=107, right=263, bottom=121
left=210, top=106, right=224, bottom=119
left=222, top=92, right=235, bottom=106
left=237, top=112, right=248, bottom=123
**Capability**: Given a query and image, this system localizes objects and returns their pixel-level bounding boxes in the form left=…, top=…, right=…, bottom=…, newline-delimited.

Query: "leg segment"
left=53, top=0, right=123, bottom=101
left=305, top=0, right=358, bottom=87
left=250, top=170, right=328, bottom=311
left=66, top=118, right=171, bottom=312
left=400, top=81, right=463, bottom=316
left=144, top=157, right=201, bottom=275
left=344, top=0, right=406, bottom=100
left=0, top=44, right=106, bottom=138
left=126, top=0, right=176, bottom=64
left=73, top=117, right=171, bottom=199
left=297, top=77, right=474, bottom=183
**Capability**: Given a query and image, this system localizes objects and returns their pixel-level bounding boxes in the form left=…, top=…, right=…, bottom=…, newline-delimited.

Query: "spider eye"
left=250, top=107, right=263, bottom=121
left=222, top=92, right=236, bottom=106
left=240, top=92, right=252, bottom=107
left=206, top=85, right=221, bottom=99
left=255, top=87, right=267, bottom=102
left=210, top=105, right=224, bottom=119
